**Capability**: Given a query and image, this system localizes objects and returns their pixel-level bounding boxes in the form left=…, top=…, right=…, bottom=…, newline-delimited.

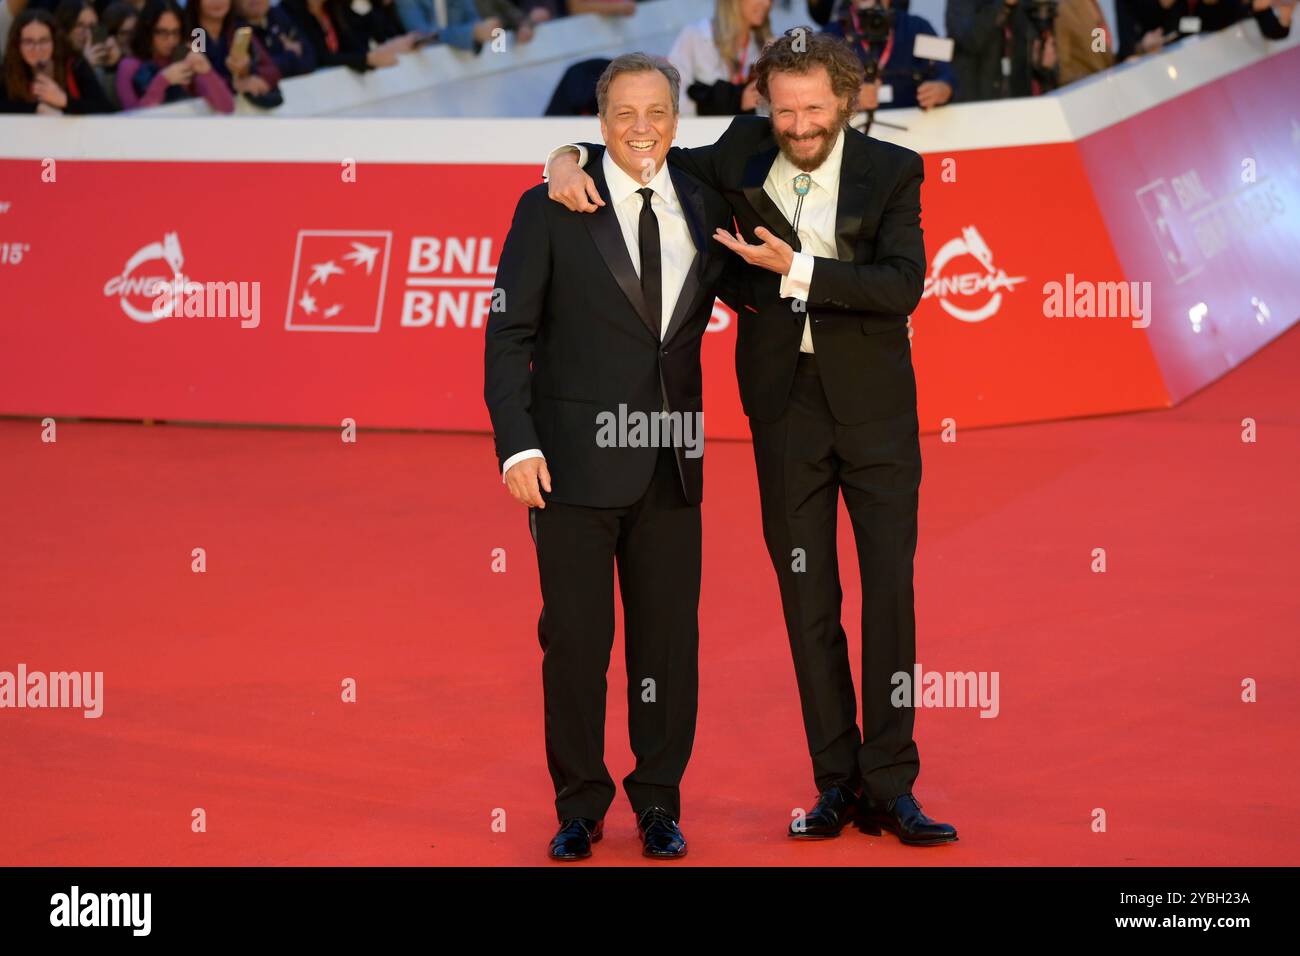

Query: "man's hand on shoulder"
left=546, top=148, right=604, bottom=213
left=505, top=456, right=552, bottom=508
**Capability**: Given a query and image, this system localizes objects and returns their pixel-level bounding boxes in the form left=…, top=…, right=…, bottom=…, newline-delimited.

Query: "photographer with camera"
left=824, top=0, right=954, bottom=113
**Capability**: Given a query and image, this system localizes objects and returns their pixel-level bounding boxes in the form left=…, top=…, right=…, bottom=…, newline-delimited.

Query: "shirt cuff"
left=779, top=252, right=815, bottom=301
left=501, top=448, right=544, bottom=481
left=542, top=144, right=588, bottom=181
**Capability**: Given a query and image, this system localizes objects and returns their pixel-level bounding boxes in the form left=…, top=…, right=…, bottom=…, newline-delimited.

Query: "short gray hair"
left=595, top=53, right=681, bottom=117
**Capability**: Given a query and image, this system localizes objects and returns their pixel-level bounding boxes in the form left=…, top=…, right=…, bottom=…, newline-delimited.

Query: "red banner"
left=2, top=47, right=1295, bottom=437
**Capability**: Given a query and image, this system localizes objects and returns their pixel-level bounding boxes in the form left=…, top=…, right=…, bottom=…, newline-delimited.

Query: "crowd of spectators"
left=0, top=0, right=562, bottom=111
left=0, top=0, right=1291, bottom=115
left=659, top=0, right=1291, bottom=118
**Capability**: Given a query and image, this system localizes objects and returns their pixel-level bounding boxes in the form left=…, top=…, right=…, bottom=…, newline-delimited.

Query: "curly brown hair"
left=752, top=27, right=865, bottom=108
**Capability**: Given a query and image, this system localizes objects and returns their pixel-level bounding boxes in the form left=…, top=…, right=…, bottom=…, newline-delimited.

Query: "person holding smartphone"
left=116, top=0, right=234, bottom=112
left=233, top=0, right=316, bottom=78
left=53, top=0, right=119, bottom=108
left=97, top=2, right=136, bottom=106
left=1, top=6, right=112, bottom=112
left=184, top=0, right=282, bottom=106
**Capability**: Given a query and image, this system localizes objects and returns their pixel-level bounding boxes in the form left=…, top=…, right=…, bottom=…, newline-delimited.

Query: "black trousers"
left=528, top=446, right=701, bottom=822
left=749, top=351, right=922, bottom=803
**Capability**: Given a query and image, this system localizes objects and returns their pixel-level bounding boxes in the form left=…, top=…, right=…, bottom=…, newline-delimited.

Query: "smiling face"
left=767, top=65, right=852, bottom=172
left=599, top=69, right=678, bottom=185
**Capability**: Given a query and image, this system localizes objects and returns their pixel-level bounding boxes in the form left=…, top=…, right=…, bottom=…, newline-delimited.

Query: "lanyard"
left=732, top=39, right=749, bottom=84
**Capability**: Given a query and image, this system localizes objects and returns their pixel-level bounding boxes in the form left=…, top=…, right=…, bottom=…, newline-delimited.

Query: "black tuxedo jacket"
left=484, top=159, right=737, bottom=508
left=576, top=116, right=926, bottom=425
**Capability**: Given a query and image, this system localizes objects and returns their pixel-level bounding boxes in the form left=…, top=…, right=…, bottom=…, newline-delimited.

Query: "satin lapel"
left=661, top=257, right=702, bottom=348
left=662, top=166, right=707, bottom=346
left=670, top=163, right=708, bottom=254
left=581, top=161, right=656, bottom=338
left=739, top=137, right=798, bottom=248
left=834, top=128, right=872, bottom=262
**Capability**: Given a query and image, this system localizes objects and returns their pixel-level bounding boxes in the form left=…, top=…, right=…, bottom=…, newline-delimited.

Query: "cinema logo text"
left=50, top=886, right=150, bottom=936
left=104, top=232, right=185, bottom=323
left=0, top=664, right=103, bottom=718
left=922, top=226, right=1027, bottom=323
left=596, top=405, right=704, bottom=459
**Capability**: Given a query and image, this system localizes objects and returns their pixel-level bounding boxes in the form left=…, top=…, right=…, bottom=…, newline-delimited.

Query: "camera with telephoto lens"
left=852, top=5, right=895, bottom=44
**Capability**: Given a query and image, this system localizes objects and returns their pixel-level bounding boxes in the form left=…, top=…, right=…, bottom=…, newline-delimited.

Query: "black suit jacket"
left=575, top=116, right=926, bottom=425
left=484, top=159, right=737, bottom=508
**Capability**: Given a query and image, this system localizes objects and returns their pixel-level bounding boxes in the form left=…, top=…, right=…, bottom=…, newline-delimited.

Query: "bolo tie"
left=790, top=173, right=812, bottom=253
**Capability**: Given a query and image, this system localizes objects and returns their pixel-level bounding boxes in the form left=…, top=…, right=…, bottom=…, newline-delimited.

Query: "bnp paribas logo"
left=921, top=226, right=1027, bottom=323
left=284, top=230, right=393, bottom=333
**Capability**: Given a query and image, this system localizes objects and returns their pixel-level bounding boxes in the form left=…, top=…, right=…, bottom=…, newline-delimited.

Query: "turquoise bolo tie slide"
left=793, top=174, right=812, bottom=196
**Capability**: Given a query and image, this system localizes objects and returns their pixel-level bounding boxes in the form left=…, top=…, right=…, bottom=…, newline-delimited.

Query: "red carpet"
left=2, top=327, right=1297, bottom=867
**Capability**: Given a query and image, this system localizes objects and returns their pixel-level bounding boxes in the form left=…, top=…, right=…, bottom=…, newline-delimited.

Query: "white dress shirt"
left=545, top=130, right=845, bottom=356
left=766, top=127, right=845, bottom=353
left=502, top=151, right=697, bottom=479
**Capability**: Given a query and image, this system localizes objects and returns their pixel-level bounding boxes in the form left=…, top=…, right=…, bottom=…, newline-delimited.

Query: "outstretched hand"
left=712, top=225, right=794, bottom=277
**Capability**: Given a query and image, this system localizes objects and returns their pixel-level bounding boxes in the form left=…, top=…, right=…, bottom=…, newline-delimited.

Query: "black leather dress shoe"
left=788, top=783, right=860, bottom=839
left=548, top=817, right=603, bottom=861
left=860, top=793, right=957, bottom=846
left=636, top=806, right=687, bottom=859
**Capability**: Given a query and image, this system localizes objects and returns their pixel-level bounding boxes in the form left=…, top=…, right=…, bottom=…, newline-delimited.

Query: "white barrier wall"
left=0, top=23, right=1290, bottom=160
left=0, top=21, right=1293, bottom=440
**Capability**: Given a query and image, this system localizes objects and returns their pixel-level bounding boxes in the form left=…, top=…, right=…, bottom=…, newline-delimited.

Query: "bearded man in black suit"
left=543, top=29, right=958, bottom=847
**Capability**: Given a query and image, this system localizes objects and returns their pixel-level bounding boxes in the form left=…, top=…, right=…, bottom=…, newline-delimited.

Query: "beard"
left=772, top=102, right=854, bottom=172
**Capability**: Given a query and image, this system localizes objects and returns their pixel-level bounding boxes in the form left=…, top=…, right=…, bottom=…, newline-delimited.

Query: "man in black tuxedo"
left=484, top=53, right=737, bottom=861
left=544, top=29, right=958, bottom=846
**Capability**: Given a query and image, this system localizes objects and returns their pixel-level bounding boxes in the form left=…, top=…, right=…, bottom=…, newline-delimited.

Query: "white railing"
left=0, top=19, right=1292, bottom=158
